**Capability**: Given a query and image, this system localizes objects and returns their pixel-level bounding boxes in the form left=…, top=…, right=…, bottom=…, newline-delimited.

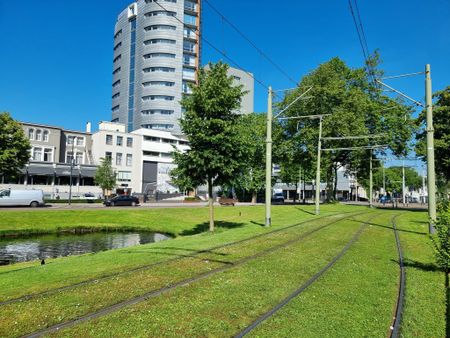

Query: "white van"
left=0, top=189, right=45, bottom=207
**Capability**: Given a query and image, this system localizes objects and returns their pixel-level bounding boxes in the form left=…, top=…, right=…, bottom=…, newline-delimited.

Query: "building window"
left=76, top=137, right=84, bottom=146
left=145, top=0, right=176, bottom=3
left=35, top=129, right=42, bottom=141
left=142, top=124, right=174, bottom=130
left=126, top=137, right=133, bottom=147
left=232, top=75, right=241, bottom=81
left=183, top=67, right=196, bottom=80
left=183, top=41, right=196, bottom=53
left=33, top=147, right=42, bottom=161
left=183, top=27, right=197, bottom=39
left=106, top=134, right=113, bottom=145
left=116, top=152, right=123, bottom=166
left=114, top=29, right=122, bottom=39
left=143, top=151, right=160, bottom=157
left=182, top=81, right=192, bottom=94
left=113, top=67, right=121, bottom=75
left=184, top=14, right=197, bottom=26
left=113, top=54, right=122, bottom=63
left=145, top=25, right=176, bottom=31
left=105, top=152, right=112, bottom=160
left=66, top=151, right=74, bottom=164
left=163, top=138, right=176, bottom=144
left=117, top=171, right=132, bottom=182
left=112, top=80, right=121, bottom=88
left=145, top=10, right=176, bottom=17
left=126, top=154, right=132, bottom=166
left=43, top=130, right=49, bottom=142
left=117, top=136, right=123, bottom=146
left=112, top=105, right=120, bottom=113
left=112, top=92, right=120, bottom=100
left=183, top=54, right=196, bottom=66
left=142, top=110, right=174, bottom=115
left=114, top=42, right=122, bottom=51
left=144, top=136, right=161, bottom=142
left=76, top=152, right=84, bottom=165
left=142, top=81, right=175, bottom=87
left=43, top=148, right=53, bottom=162
left=143, top=53, right=176, bottom=59
left=144, top=38, right=176, bottom=45
left=28, top=129, right=34, bottom=140
left=184, top=0, right=197, bottom=12
left=143, top=67, right=175, bottom=73
left=142, top=95, right=175, bottom=101
left=67, top=135, right=76, bottom=145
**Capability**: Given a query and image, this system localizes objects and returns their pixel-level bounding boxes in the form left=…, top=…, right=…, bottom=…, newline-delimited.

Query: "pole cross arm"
left=274, top=86, right=313, bottom=119
left=321, top=134, right=386, bottom=141
left=322, top=144, right=388, bottom=151
left=375, top=79, right=424, bottom=107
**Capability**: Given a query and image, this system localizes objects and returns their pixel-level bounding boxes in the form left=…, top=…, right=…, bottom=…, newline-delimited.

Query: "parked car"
left=103, top=195, right=139, bottom=207
left=272, top=192, right=285, bottom=204
left=81, top=193, right=96, bottom=200
left=0, top=189, right=45, bottom=207
left=379, top=195, right=392, bottom=204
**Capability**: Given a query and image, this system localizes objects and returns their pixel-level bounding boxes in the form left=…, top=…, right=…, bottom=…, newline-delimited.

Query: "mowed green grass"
left=0, top=204, right=354, bottom=238
left=0, top=205, right=447, bottom=337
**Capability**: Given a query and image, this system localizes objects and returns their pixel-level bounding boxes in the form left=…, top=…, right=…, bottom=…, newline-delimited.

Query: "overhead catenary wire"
left=202, top=0, right=298, bottom=86
left=152, top=0, right=276, bottom=96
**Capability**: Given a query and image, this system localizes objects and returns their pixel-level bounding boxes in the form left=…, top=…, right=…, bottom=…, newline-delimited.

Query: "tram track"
left=20, top=211, right=374, bottom=338
left=1, top=210, right=362, bottom=307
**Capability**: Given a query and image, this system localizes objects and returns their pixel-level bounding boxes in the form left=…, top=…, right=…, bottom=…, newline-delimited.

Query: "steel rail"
left=20, top=212, right=373, bottom=338
left=234, top=213, right=380, bottom=337
left=0, top=211, right=361, bottom=307
left=389, top=215, right=406, bottom=338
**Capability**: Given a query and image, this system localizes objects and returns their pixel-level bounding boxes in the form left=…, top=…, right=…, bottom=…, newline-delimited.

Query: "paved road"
left=0, top=201, right=261, bottom=211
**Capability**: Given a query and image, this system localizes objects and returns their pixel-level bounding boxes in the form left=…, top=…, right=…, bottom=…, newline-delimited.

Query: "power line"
left=348, top=0, right=376, bottom=83
left=203, top=0, right=298, bottom=86
left=152, top=0, right=275, bottom=95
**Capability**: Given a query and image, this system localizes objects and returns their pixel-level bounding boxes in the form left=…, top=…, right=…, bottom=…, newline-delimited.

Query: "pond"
left=0, top=231, right=171, bottom=265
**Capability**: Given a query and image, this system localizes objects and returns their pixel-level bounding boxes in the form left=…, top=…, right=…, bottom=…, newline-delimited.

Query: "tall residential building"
left=111, top=0, right=201, bottom=133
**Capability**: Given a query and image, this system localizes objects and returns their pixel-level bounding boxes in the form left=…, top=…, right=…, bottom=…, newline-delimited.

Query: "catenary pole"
left=265, top=86, right=273, bottom=227
left=369, top=149, right=373, bottom=208
left=425, top=64, right=436, bottom=233
left=402, top=161, right=406, bottom=205
left=315, top=116, right=323, bottom=215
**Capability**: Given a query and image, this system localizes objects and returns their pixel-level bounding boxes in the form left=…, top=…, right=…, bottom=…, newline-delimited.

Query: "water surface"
left=0, top=232, right=171, bottom=265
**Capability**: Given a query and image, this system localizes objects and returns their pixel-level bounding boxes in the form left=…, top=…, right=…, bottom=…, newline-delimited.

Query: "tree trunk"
left=208, top=176, right=214, bottom=232
left=251, top=191, right=257, bottom=204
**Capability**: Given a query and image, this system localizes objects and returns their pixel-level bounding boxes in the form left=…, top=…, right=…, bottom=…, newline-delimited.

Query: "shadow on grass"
left=180, top=221, right=245, bottom=236
left=294, top=207, right=316, bottom=216
left=395, top=258, right=450, bottom=337
left=366, top=222, right=427, bottom=236
left=250, top=221, right=265, bottom=227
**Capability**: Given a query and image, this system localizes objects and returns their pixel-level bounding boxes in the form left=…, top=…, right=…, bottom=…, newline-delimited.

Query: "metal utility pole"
left=265, top=86, right=273, bottom=227
left=68, top=141, right=74, bottom=206
left=383, top=165, right=386, bottom=194
left=315, top=116, right=323, bottom=215
left=369, top=149, right=373, bottom=208
left=425, top=64, right=436, bottom=233
left=402, top=161, right=406, bottom=205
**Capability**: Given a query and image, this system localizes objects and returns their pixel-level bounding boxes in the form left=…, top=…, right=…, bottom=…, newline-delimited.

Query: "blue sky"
left=0, top=0, right=449, bottom=135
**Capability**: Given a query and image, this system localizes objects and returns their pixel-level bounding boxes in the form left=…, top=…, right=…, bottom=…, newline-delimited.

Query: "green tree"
left=0, top=112, right=31, bottom=180
left=369, top=166, right=422, bottom=193
left=416, top=86, right=450, bottom=185
left=171, top=62, right=247, bottom=231
left=94, top=157, right=116, bottom=197
left=231, top=113, right=267, bottom=204
left=279, top=56, right=414, bottom=201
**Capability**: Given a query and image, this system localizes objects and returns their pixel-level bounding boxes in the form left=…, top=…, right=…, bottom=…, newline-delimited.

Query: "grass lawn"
left=0, top=204, right=446, bottom=337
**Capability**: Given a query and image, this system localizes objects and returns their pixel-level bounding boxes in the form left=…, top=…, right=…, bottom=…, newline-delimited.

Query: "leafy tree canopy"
left=0, top=112, right=31, bottom=178
left=416, top=86, right=450, bottom=183
left=278, top=55, right=415, bottom=200
left=171, top=62, right=247, bottom=230
left=94, top=157, right=116, bottom=196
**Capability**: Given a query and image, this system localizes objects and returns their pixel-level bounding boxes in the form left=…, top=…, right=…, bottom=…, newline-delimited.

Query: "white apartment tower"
left=111, top=0, right=201, bottom=133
